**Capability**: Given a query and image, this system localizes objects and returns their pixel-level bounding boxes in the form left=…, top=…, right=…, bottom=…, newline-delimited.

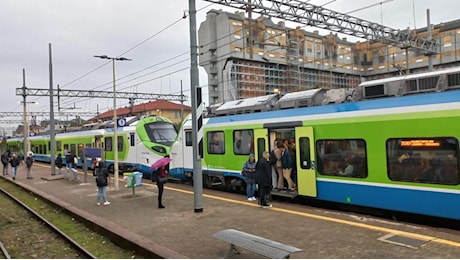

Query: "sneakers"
left=247, top=197, right=256, bottom=201
left=103, top=201, right=111, bottom=205
left=97, top=202, right=100, bottom=206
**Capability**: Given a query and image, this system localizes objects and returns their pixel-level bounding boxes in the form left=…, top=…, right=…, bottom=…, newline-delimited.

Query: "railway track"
left=0, top=188, right=96, bottom=259
left=0, top=178, right=144, bottom=259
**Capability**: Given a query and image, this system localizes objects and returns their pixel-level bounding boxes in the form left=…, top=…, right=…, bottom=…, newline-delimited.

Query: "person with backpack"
left=10, top=153, right=20, bottom=180
left=95, top=161, right=110, bottom=206
left=1, top=151, right=9, bottom=176
left=25, top=152, right=34, bottom=179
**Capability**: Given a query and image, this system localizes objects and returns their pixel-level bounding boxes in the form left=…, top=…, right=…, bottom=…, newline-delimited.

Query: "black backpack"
left=26, top=157, right=33, bottom=167
left=95, top=169, right=107, bottom=186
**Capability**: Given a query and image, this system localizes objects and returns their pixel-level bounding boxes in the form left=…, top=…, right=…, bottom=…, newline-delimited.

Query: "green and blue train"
left=6, top=116, right=177, bottom=177
left=169, top=67, right=460, bottom=220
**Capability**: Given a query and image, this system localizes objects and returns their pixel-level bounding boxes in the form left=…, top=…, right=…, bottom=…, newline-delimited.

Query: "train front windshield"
left=144, top=122, right=177, bottom=146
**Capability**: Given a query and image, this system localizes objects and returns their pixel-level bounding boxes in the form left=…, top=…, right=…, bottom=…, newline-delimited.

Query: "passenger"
left=322, top=158, right=338, bottom=175
left=55, top=154, right=63, bottom=175
left=155, top=165, right=169, bottom=209
left=10, top=153, right=20, bottom=181
left=274, top=142, right=285, bottom=191
left=337, top=156, right=354, bottom=176
left=95, top=161, right=110, bottom=206
left=25, top=152, right=34, bottom=179
left=269, top=144, right=279, bottom=191
left=1, top=151, right=9, bottom=176
left=242, top=153, right=257, bottom=201
left=281, top=145, right=296, bottom=191
left=255, top=151, right=272, bottom=208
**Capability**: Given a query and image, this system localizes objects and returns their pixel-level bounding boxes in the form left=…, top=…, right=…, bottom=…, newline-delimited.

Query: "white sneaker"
left=247, top=198, right=252, bottom=201
left=251, top=197, right=256, bottom=201
left=103, top=201, right=110, bottom=205
left=97, top=202, right=100, bottom=206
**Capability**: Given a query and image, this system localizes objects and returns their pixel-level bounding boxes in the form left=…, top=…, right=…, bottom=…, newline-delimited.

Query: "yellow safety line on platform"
left=164, top=186, right=460, bottom=248
left=36, top=164, right=460, bottom=248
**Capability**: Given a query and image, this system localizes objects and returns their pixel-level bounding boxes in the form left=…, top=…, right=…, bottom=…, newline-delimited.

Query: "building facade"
left=199, top=9, right=460, bottom=105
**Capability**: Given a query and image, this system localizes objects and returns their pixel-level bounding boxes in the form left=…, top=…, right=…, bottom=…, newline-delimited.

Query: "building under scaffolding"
left=198, top=9, right=460, bottom=105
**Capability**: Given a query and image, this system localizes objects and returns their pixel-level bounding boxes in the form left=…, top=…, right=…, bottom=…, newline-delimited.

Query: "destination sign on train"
left=400, top=140, right=440, bottom=147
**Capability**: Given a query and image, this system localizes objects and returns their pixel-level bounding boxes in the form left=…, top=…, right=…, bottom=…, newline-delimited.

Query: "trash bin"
left=123, top=172, right=143, bottom=187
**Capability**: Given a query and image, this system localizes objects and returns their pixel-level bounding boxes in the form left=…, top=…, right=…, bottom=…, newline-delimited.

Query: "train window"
left=298, top=137, right=311, bottom=169
left=256, top=138, right=266, bottom=160
left=130, top=133, right=135, bottom=147
left=316, top=139, right=368, bottom=178
left=185, top=131, right=192, bottom=146
left=70, top=144, right=76, bottom=156
left=233, top=130, right=254, bottom=155
left=78, top=143, right=84, bottom=158
left=56, top=141, right=62, bottom=151
left=144, top=122, right=177, bottom=146
left=118, top=136, right=123, bottom=152
left=105, top=137, right=112, bottom=151
left=207, top=131, right=225, bottom=154
left=387, top=137, right=459, bottom=185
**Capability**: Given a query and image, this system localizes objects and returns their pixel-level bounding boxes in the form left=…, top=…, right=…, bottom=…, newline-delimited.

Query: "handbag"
left=158, top=176, right=168, bottom=184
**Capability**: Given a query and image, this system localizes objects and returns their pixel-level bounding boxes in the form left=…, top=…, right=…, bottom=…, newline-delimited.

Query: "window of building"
left=316, top=139, right=368, bottom=178
left=387, top=137, right=459, bottom=185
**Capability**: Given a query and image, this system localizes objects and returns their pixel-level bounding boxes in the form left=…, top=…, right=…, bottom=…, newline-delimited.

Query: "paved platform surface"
left=2, top=163, right=460, bottom=259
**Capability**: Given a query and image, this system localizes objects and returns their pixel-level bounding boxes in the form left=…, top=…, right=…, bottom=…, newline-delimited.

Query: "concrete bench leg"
left=224, top=244, right=240, bottom=258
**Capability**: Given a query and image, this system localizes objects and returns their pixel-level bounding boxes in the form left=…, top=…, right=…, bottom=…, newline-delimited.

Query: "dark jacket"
left=281, top=150, right=293, bottom=169
left=255, top=157, right=272, bottom=188
left=10, top=157, right=20, bottom=167
left=56, top=155, right=63, bottom=168
left=95, top=162, right=109, bottom=187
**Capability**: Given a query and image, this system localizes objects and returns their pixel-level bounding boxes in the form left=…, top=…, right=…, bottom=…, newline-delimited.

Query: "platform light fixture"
left=94, top=55, right=131, bottom=191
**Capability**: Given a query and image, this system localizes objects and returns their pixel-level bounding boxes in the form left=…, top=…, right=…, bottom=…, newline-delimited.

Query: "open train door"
left=253, top=128, right=268, bottom=162
left=295, top=126, right=317, bottom=197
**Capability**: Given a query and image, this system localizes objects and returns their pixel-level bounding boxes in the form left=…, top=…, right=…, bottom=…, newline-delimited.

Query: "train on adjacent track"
left=5, top=116, right=177, bottom=176
left=169, top=66, right=460, bottom=221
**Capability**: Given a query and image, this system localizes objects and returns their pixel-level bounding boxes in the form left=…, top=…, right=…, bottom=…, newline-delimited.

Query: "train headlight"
left=152, top=146, right=166, bottom=154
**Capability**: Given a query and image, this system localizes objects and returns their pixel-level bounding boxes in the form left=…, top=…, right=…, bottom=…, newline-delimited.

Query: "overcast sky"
left=0, top=0, right=458, bottom=133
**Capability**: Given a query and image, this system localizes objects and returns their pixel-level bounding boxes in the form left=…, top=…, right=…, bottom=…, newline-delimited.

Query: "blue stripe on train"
left=315, top=180, right=460, bottom=220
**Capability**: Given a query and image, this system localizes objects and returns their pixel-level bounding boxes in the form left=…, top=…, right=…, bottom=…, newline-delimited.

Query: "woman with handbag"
left=155, top=165, right=168, bottom=208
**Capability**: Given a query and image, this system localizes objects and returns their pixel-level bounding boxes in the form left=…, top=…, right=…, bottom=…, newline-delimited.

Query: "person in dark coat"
left=55, top=154, right=63, bottom=175
left=10, top=153, right=20, bottom=181
left=255, top=151, right=273, bottom=208
left=95, top=161, right=110, bottom=206
left=154, top=165, right=169, bottom=209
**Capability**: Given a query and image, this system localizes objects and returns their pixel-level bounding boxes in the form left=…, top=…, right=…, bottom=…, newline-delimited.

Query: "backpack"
left=269, top=150, right=277, bottom=165
left=1, top=154, right=8, bottom=164
left=95, top=169, right=107, bottom=186
left=26, top=157, right=33, bottom=167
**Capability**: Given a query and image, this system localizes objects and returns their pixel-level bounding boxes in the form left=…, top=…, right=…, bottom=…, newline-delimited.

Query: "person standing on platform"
left=95, top=161, right=110, bottom=206
left=25, top=152, right=34, bottom=179
left=10, top=153, right=20, bottom=181
left=1, top=151, right=9, bottom=176
left=154, top=165, right=169, bottom=209
left=55, top=154, right=63, bottom=175
left=242, top=153, right=257, bottom=201
left=256, top=151, right=273, bottom=208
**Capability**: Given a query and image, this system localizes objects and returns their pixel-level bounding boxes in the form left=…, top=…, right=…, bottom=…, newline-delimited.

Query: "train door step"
left=271, top=189, right=298, bottom=198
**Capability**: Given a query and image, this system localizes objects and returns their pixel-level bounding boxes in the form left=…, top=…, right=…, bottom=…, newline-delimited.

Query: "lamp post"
left=94, top=55, right=131, bottom=191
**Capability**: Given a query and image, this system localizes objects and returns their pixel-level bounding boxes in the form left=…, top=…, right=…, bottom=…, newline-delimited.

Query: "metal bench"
left=212, top=229, right=303, bottom=259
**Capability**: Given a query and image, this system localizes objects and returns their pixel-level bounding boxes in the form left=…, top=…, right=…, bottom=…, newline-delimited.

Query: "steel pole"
left=112, top=59, right=119, bottom=191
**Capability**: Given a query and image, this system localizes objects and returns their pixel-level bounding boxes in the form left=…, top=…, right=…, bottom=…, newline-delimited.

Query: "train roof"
left=206, top=89, right=460, bottom=125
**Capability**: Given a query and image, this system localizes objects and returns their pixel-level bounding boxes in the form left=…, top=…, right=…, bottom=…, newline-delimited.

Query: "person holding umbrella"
left=151, top=157, right=172, bottom=209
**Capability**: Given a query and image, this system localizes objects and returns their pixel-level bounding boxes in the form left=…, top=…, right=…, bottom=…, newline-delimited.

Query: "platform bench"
left=212, top=229, right=303, bottom=259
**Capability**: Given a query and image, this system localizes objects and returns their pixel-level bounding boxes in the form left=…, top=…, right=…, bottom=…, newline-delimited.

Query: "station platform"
left=2, top=163, right=460, bottom=258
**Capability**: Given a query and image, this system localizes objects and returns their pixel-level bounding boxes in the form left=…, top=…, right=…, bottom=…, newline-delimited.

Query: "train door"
left=295, top=126, right=317, bottom=197
left=254, top=128, right=268, bottom=161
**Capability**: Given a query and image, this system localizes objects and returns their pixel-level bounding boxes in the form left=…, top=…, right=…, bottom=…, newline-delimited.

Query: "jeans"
left=246, top=178, right=256, bottom=198
left=97, top=186, right=108, bottom=203
left=11, top=166, right=17, bottom=179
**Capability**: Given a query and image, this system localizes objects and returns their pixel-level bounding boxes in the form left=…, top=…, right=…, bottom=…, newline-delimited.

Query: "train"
left=169, top=66, right=460, bottom=221
left=5, top=115, right=177, bottom=176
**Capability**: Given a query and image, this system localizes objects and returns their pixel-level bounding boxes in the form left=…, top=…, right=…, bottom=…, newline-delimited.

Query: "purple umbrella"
left=150, top=157, right=172, bottom=171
